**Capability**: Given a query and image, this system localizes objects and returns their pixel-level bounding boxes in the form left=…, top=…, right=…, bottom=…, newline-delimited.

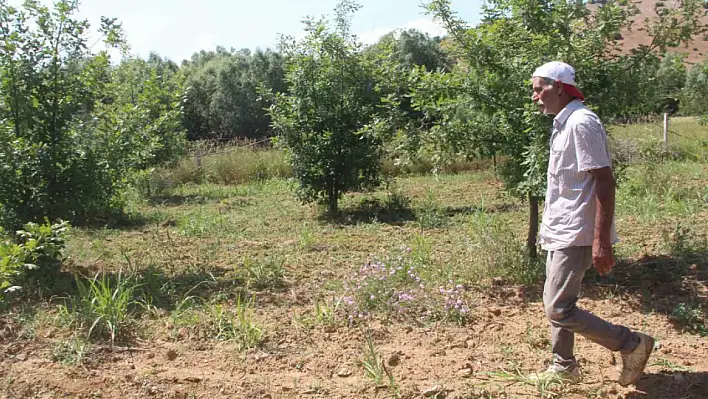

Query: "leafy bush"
left=0, top=219, right=70, bottom=298
left=266, top=1, right=383, bottom=213
left=0, top=3, right=185, bottom=230
left=683, top=60, right=708, bottom=118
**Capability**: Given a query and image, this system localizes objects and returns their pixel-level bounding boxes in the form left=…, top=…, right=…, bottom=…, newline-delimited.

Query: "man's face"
left=532, top=77, right=561, bottom=115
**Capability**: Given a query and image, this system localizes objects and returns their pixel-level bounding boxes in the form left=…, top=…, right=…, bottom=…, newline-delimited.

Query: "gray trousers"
left=544, top=246, right=639, bottom=365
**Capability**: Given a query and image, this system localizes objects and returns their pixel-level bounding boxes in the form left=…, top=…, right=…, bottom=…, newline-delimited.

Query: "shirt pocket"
left=549, top=149, right=563, bottom=176
left=548, top=133, right=567, bottom=176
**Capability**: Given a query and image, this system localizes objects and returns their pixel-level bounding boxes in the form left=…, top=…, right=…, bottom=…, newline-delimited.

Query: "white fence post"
left=663, top=113, right=669, bottom=149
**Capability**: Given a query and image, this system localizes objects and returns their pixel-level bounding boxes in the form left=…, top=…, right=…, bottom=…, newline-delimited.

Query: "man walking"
left=530, top=61, right=654, bottom=386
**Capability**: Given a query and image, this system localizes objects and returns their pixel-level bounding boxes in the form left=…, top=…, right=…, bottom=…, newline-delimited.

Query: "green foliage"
left=52, top=335, right=90, bottom=365
left=365, top=28, right=451, bottom=72
left=59, top=271, right=139, bottom=343
left=415, top=0, right=706, bottom=257
left=181, top=48, right=287, bottom=140
left=0, top=1, right=185, bottom=229
left=465, top=210, right=545, bottom=286
left=204, top=296, right=263, bottom=350
left=360, top=331, right=386, bottom=385
left=239, top=255, right=285, bottom=290
left=266, top=0, right=383, bottom=213
left=417, top=189, right=448, bottom=229
left=670, top=303, right=707, bottom=336
left=0, top=219, right=70, bottom=297
left=683, top=60, right=708, bottom=118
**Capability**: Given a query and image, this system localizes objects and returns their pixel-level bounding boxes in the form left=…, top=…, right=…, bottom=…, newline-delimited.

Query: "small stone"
left=387, top=351, right=401, bottom=367
left=148, top=386, right=158, bottom=395
left=422, top=385, right=442, bottom=397
left=404, top=326, right=413, bottom=334
left=15, top=353, right=26, bottom=361
left=457, top=368, right=473, bottom=378
left=184, top=376, right=202, bottom=383
left=146, top=352, right=155, bottom=359
left=661, top=348, right=672, bottom=354
left=490, top=308, right=502, bottom=317
left=177, top=328, right=189, bottom=338
left=337, top=368, right=352, bottom=377
left=609, top=353, right=617, bottom=366
left=165, top=349, right=178, bottom=361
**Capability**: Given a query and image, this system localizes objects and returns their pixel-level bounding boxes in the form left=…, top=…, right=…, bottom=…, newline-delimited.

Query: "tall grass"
left=157, top=143, right=490, bottom=190
left=57, top=271, right=139, bottom=343
left=609, top=116, right=708, bottom=162
left=172, top=147, right=293, bottom=185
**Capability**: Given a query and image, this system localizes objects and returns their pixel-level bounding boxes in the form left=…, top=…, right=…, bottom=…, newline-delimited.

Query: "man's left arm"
left=573, top=116, right=615, bottom=275
left=589, top=167, right=615, bottom=275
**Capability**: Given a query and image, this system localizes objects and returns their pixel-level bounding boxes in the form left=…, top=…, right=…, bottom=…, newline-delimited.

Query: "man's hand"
left=593, top=239, right=614, bottom=276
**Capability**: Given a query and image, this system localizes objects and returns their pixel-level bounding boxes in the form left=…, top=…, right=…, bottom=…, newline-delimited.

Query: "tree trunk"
left=527, top=193, right=539, bottom=259
left=328, top=191, right=338, bottom=214
left=492, top=152, right=497, bottom=176
left=327, top=180, right=338, bottom=214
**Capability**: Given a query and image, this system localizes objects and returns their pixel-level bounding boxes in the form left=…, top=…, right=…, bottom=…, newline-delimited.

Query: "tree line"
left=0, top=0, right=706, bottom=255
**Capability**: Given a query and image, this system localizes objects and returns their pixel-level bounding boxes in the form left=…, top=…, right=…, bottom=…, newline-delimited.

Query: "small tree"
left=683, top=59, right=708, bottom=120
left=182, top=48, right=287, bottom=140
left=266, top=0, right=381, bottom=213
left=0, top=0, right=185, bottom=229
left=419, top=0, right=706, bottom=258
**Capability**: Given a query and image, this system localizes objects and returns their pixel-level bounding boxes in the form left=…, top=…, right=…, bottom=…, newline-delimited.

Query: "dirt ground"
left=2, top=283, right=707, bottom=399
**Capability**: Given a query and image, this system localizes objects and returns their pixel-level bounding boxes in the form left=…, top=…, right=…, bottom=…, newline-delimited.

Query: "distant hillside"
left=589, top=0, right=708, bottom=66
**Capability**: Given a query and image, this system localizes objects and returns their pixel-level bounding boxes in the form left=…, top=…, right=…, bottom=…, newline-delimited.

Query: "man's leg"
left=544, top=250, right=576, bottom=366
left=544, top=247, right=639, bottom=360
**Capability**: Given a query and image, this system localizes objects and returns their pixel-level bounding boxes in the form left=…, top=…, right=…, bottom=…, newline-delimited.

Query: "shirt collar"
left=553, top=99, right=584, bottom=129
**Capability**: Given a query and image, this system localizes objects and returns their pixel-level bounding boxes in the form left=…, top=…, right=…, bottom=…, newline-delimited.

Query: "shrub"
left=0, top=219, right=70, bottom=299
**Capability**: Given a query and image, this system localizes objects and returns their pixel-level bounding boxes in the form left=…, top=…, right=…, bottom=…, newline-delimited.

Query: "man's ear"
left=555, top=81, right=563, bottom=96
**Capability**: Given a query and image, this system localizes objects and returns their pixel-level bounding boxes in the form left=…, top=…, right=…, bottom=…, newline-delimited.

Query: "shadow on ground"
left=71, top=210, right=162, bottom=231
left=319, top=197, right=417, bottom=226
left=148, top=194, right=214, bottom=207
left=320, top=197, right=520, bottom=226
left=626, top=370, right=708, bottom=398
left=444, top=203, right=521, bottom=217
left=584, top=249, right=708, bottom=336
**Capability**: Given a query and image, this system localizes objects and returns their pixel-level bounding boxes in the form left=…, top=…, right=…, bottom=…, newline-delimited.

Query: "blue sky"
left=11, top=0, right=484, bottom=62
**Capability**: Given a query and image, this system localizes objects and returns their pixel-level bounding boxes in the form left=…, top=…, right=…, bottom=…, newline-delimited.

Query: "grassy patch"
left=56, top=272, right=140, bottom=343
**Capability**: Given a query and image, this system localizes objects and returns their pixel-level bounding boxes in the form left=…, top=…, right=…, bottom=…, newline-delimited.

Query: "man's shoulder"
left=565, top=105, right=604, bottom=130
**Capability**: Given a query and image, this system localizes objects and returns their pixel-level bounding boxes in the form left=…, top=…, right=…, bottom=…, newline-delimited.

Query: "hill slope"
left=591, top=0, right=708, bottom=65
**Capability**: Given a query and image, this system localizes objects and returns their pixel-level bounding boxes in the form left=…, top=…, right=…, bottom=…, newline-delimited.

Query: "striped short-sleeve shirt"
left=539, top=99, right=618, bottom=251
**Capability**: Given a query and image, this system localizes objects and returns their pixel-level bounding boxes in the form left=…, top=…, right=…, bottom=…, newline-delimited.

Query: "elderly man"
left=530, top=61, right=654, bottom=386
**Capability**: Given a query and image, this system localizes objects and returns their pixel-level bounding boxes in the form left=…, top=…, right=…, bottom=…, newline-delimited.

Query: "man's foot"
left=619, top=332, right=655, bottom=387
left=529, top=362, right=581, bottom=384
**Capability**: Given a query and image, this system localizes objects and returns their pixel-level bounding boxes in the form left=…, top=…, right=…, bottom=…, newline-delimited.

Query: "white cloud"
left=357, top=17, right=447, bottom=45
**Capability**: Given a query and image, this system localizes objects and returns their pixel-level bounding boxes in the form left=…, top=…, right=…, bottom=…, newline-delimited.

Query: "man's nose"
left=532, top=93, right=539, bottom=102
